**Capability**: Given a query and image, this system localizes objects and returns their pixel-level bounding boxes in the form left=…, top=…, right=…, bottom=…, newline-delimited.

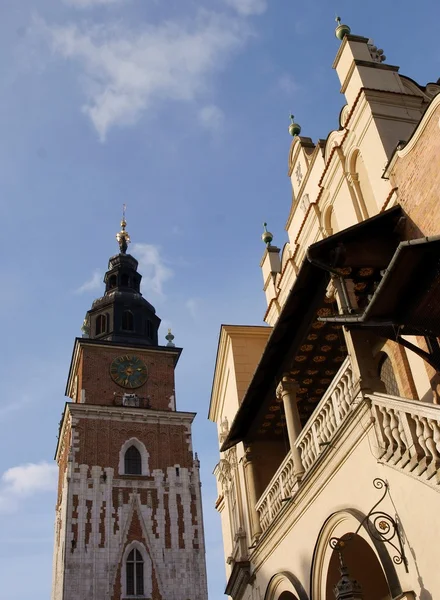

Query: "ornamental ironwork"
left=329, top=478, right=408, bottom=572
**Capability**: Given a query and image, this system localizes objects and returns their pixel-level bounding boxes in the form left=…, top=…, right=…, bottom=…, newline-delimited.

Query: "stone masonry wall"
left=52, top=407, right=208, bottom=600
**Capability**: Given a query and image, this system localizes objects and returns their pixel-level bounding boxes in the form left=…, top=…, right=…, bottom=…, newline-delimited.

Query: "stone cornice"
left=67, top=402, right=196, bottom=424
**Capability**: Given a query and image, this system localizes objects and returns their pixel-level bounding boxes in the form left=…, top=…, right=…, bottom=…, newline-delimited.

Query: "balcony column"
left=242, top=444, right=262, bottom=544
left=276, top=376, right=305, bottom=479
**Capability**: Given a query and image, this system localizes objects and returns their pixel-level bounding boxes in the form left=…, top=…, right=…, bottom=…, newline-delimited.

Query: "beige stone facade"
left=209, top=26, right=440, bottom=600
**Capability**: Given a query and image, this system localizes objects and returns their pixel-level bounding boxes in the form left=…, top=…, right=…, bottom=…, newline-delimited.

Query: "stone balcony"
left=255, top=357, right=440, bottom=534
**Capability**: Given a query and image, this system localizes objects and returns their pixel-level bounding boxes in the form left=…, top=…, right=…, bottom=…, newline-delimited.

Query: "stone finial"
left=165, top=328, right=175, bottom=347
left=335, top=16, right=351, bottom=40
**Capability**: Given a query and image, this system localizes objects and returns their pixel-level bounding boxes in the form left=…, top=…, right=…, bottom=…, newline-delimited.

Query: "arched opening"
left=108, top=275, right=117, bottom=289
left=95, top=314, right=107, bottom=336
left=354, top=153, right=378, bottom=218
left=121, top=273, right=130, bottom=287
left=278, top=592, right=298, bottom=600
left=124, top=445, right=142, bottom=475
left=122, top=310, right=134, bottom=331
left=326, top=534, right=391, bottom=600
left=146, top=319, right=153, bottom=339
left=379, top=353, right=400, bottom=396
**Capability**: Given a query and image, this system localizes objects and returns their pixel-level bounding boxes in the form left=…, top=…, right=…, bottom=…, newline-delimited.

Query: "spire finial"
left=166, top=328, right=175, bottom=347
left=116, top=204, right=131, bottom=254
left=288, top=114, right=301, bottom=137
left=335, top=16, right=351, bottom=40
left=262, top=222, right=274, bottom=247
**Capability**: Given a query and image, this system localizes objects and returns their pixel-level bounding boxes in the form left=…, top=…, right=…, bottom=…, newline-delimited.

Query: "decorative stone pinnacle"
left=262, top=222, right=274, bottom=246
left=166, top=328, right=175, bottom=347
left=116, top=204, right=131, bottom=254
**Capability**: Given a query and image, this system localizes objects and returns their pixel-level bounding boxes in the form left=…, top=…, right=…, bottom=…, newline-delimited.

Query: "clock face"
left=110, top=355, right=148, bottom=389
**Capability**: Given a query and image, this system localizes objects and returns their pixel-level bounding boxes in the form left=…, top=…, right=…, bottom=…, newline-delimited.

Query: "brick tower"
left=51, top=214, right=208, bottom=600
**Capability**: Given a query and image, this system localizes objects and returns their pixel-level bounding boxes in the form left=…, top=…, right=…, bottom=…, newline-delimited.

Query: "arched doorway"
left=326, top=534, right=391, bottom=599
left=278, top=592, right=298, bottom=600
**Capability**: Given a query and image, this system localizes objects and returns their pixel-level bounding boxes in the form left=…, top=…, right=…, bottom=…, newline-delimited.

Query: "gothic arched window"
left=122, top=310, right=134, bottom=331
left=95, top=314, right=107, bottom=336
left=379, top=354, right=400, bottom=396
left=125, top=445, right=142, bottom=475
left=126, top=549, right=144, bottom=596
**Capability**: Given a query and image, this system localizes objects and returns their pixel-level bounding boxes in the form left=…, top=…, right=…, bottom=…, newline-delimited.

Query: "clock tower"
left=51, top=216, right=208, bottom=600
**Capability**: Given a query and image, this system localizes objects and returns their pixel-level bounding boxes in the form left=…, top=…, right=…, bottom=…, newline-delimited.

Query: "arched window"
left=126, top=549, right=144, bottom=596
left=379, top=354, right=400, bottom=396
left=108, top=275, right=117, bottom=289
left=125, top=445, right=142, bottom=475
left=95, top=314, right=107, bottom=336
left=146, top=319, right=153, bottom=339
left=121, top=273, right=130, bottom=287
left=122, top=310, right=134, bottom=331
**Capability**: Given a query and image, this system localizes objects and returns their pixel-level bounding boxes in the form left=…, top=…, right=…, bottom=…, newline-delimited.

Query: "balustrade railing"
left=256, top=357, right=356, bottom=533
left=370, top=393, right=440, bottom=484
left=295, top=356, right=356, bottom=474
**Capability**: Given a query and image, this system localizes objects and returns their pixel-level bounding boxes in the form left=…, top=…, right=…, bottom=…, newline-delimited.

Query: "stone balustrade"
left=256, top=357, right=356, bottom=533
left=255, top=451, right=295, bottom=533
left=370, top=393, right=440, bottom=484
left=295, top=356, right=356, bottom=474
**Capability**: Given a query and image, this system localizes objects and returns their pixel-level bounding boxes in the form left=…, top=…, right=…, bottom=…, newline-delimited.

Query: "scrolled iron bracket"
left=329, top=478, right=409, bottom=573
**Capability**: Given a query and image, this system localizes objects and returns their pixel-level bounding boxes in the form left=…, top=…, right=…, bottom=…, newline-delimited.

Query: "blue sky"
left=1, top=0, right=439, bottom=598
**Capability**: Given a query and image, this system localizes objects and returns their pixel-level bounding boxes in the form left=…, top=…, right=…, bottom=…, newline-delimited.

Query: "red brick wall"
left=78, top=345, right=176, bottom=410
left=389, top=97, right=440, bottom=398
left=389, top=101, right=440, bottom=239
left=74, top=417, right=193, bottom=471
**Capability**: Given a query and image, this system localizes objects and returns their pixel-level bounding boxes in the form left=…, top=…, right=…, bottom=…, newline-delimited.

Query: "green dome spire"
left=335, top=16, right=351, bottom=40
left=288, top=114, right=301, bottom=137
left=262, top=222, right=273, bottom=247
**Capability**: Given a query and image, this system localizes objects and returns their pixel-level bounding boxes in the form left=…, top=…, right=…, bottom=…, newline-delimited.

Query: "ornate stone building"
left=52, top=216, right=208, bottom=600
left=209, top=20, right=440, bottom=600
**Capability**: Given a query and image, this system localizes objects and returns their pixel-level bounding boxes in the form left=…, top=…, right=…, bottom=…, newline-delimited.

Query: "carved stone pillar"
left=276, top=376, right=305, bottom=479
left=242, top=445, right=262, bottom=544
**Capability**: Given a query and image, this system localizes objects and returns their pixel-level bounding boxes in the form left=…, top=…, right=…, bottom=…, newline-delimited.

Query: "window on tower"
left=108, top=274, right=117, bottom=289
left=95, top=314, right=107, bottom=336
left=126, top=549, right=144, bottom=596
left=146, top=319, right=153, bottom=339
left=122, top=310, right=134, bottom=331
left=125, top=445, right=142, bottom=475
left=121, top=273, right=130, bottom=287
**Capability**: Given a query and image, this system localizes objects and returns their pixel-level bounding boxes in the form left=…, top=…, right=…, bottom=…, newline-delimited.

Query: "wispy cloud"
left=0, top=462, right=58, bottom=513
left=277, top=73, right=300, bottom=95
left=224, top=0, right=267, bottom=16
left=185, top=298, right=200, bottom=320
left=64, top=0, right=126, bottom=7
left=75, top=269, right=103, bottom=294
left=39, top=11, right=250, bottom=141
left=0, top=396, right=32, bottom=422
left=132, top=243, right=173, bottom=297
left=198, top=104, right=225, bottom=134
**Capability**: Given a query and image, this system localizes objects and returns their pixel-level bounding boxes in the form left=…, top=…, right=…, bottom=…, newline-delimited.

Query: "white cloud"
left=277, top=73, right=299, bottom=95
left=40, top=11, right=249, bottom=141
left=198, top=104, right=225, bottom=134
left=132, top=243, right=173, bottom=297
left=224, top=0, right=267, bottom=16
left=64, top=0, right=125, bottom=7
left=185, top=298, right=199, bottom=320
left=0, top=462, right=58, bottom=513
left=75, top=269, right=103, bottom=294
